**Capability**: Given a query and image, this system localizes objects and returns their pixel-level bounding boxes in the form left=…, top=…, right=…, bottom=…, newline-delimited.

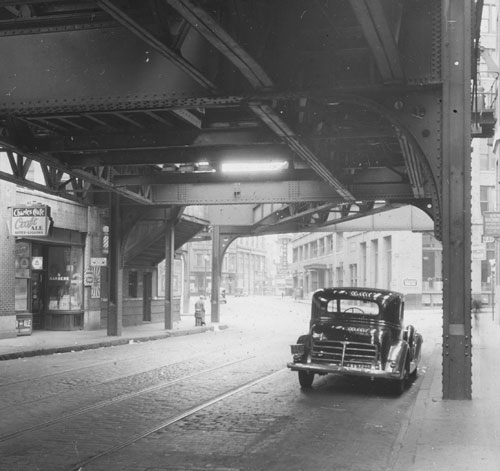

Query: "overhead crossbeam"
left=152, top=177, right=413, bottom=206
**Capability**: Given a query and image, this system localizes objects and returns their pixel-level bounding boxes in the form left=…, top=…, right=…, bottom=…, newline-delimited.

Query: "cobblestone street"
left=1, top=296, right=442, bottom=471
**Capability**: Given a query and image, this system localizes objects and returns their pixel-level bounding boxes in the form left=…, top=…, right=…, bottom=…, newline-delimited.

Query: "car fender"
left=413, top=332, right=423, bottom=363
left=385, top=341, right=410, bottom=378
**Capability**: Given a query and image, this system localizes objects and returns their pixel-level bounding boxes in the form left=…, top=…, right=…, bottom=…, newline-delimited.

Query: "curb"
left=0, top=324, right=228, bottom=361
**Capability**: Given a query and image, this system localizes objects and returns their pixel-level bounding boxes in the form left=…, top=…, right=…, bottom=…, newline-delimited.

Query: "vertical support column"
left=441, top=0, right=472, bottom=399
left=164, top=220, right=175, bottom=330
left=182, top=250, right=191, bottom=316
left=211, top=225, right=221, bottom=323
left=108, top=194, right=122, bottom=336
left=0, top=181, right=17, bottom=339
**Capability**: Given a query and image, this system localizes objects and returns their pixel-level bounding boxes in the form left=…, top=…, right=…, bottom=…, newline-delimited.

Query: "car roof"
left=313, top=287, right=404, bottom=304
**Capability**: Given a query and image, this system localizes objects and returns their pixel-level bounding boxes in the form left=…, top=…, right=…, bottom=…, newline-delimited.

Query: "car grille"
left=311, top=340, right=378, bottom=367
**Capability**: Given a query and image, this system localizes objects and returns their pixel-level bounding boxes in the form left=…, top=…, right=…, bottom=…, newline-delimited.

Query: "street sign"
left=403, top=278, right=418, bottom=287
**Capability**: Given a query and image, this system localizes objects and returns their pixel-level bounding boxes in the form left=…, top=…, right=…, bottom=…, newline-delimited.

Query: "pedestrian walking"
left=195, top=295, right=206, bottom=326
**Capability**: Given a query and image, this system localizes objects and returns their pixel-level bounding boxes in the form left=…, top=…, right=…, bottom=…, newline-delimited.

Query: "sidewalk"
left=0, top=314, right=225, bottom=361
left=389, top=314, right=500, bottom=470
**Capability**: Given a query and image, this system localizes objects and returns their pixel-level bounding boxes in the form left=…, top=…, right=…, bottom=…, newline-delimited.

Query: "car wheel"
left=298, top=370, right=315, bottom=388
left=391, top=363, right=409, bottom=395
left=390, top=377, right=405, bottom=396
left=409, top=365, right=418, bottom=381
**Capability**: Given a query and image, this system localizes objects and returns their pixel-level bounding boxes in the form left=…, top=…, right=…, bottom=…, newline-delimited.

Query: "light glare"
left=221, top=161, right=287, bottom=173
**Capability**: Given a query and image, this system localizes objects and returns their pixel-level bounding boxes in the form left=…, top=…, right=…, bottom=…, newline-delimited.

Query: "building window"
left=480, top=185, right=495, bottom=213
left=384, top=236, right=392, bottom=289
left=481, top=3, right=497, bottom=33
left=371, top=239, right=379, bottom=286
left=311, top=241, right=318, bottom=258
left=336, top=263, right=344, bottom=287
left=349, top=264, right=358, bottom=287
left=480, top=150, right=495, bottom=171
left=326, top=235, right=333, bottom=253
left=318, top=238, right=325, bottom=256
left=336, top=233, right=344, bottom=252
left=360, top=242, right=367, bottom=286
left=128, top=271, right=138, bottom=298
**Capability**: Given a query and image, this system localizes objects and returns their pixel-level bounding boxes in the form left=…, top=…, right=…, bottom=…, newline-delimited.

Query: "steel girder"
left=0, top=0, right=443, bottom=230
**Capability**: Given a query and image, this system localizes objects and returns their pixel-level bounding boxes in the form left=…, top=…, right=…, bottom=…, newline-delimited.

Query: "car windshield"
left=326, top=298, right=379, bottom=315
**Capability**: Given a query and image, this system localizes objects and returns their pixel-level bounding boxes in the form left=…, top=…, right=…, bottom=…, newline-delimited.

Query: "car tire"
left=409, top=365, right=418, bottom=381
left=391, top=376, right=406, bottom=395
left=298, top=370, right=315, bottom=388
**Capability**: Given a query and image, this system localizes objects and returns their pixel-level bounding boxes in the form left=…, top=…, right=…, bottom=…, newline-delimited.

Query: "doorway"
left=143, top=272, right=152, bottom=322
left=31, top=271, right=44, bottom=329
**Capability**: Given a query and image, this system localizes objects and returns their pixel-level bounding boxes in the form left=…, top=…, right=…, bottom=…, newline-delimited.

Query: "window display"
left=47, top=246, right=83, bottom=311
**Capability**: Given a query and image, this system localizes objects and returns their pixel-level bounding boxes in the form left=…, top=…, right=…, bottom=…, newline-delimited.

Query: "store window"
left=15, top=241, right=30, bottom=311
left=47, top=246, right=83, bottom=311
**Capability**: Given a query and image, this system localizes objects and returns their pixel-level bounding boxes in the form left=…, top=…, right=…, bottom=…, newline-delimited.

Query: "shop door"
left=143, top=272, right=152, bottom=322
left=31, top=272, right=44, bottom=329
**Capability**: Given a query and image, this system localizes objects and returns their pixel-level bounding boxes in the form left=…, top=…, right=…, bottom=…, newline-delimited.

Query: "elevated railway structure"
left=0, top=1, right=493, bottom=399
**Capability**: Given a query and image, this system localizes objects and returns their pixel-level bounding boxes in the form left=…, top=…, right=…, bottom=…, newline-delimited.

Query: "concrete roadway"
left=0, top=296, right=497, bottom=471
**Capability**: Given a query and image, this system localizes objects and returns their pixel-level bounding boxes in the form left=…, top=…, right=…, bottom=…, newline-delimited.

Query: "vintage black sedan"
left=287, top=288, right=423, bottom=394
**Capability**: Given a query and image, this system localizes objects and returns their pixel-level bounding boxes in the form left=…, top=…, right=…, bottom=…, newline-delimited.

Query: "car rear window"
left=326, top=298, right=379, bottom=315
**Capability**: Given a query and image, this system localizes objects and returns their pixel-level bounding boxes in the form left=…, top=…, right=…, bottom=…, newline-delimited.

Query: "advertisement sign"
left=11, top=205, right=51, bottom=237
left=484, top=212, right=500, bottom=238
left=90, top=257, right=107, bottom=267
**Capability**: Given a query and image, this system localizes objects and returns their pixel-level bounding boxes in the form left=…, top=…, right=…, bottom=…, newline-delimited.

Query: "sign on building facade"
left=10, top=205, right=51, bottom=237
left=483, top=212, right=500, bottom=238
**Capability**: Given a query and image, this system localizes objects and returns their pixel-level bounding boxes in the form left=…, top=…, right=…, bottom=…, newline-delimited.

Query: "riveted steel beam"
left=0, top=143, right=153, bottom=205
left=349, top=0, right=404, bottom=83
left=96, top=0, right=216, bottom=91
left=441, top=0, right=472, bottom=400
left=151, top=178, right=413, bottom=206
left=164, top=0, right=355, bottom=201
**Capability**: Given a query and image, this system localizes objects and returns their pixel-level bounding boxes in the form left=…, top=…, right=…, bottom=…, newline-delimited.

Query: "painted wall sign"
left=11, top=205, right=51, bottom=237
left=90, top=257, right=107, bottom=267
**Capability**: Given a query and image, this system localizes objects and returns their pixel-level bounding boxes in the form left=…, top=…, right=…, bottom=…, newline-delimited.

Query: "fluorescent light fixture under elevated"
left=221, top=161, right=287, bottom=173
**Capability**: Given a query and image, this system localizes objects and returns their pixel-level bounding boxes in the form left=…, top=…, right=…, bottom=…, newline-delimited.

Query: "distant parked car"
left=287, top=287, right=423, bottom=395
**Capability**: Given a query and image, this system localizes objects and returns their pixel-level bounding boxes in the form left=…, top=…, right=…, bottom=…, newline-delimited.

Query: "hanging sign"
left=11, top=205, right=51, bottom=237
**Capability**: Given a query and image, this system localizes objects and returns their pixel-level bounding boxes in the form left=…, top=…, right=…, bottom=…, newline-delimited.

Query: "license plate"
left=345, top=362, right=372, bottom=369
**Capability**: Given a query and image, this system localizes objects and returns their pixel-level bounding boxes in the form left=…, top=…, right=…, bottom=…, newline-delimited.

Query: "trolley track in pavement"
left=0, top=348, right=215, bottom=388
left=0, top=356, right=256, bottom=443
left=65, top=368, right=287, bottom=471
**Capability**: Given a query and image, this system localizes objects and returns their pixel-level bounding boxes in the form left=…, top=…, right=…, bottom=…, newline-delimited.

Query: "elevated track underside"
left=0, top=0, right=472, bottom=237
left=0, top=0, right=489, bottom=399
